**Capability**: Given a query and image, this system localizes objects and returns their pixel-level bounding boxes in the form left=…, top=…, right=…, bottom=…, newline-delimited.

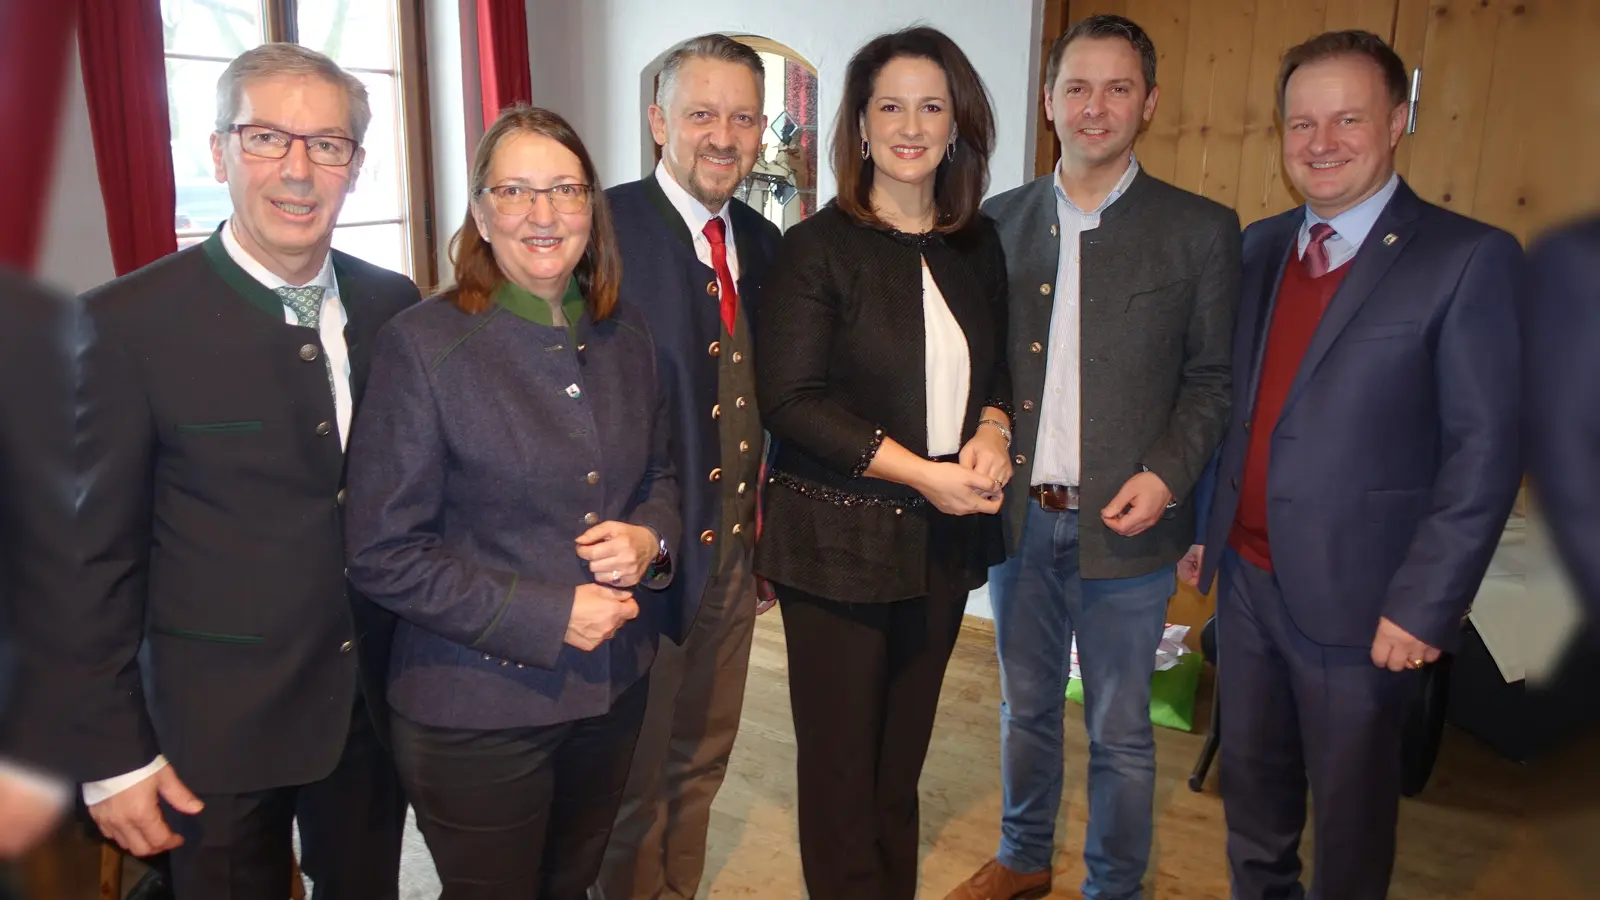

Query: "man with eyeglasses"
left=68, top=43, right=417, bottom=899
left=592, top=34, right=783, bottom=900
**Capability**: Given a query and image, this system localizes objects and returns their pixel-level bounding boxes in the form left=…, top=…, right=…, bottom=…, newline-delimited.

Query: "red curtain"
left=477, top=0, right=532, bottom=130
left=79, top=0, right=177, bottom=276
left=0, top=0, right=79, bottom=271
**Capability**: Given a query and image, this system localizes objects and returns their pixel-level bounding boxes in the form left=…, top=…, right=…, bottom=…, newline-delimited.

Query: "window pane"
left=331, top=223, right=409, bottom=277
left=299, top=0, right=396, bottom=71
left=161, top=0, right=264, bottom=60
left=340, top=74, right=405, bottom=224
left=169, top=58, right=235, bottom=238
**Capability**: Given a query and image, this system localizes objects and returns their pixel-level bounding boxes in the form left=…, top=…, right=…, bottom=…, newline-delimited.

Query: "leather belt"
left=1029, top=483, right=1079, bottom=511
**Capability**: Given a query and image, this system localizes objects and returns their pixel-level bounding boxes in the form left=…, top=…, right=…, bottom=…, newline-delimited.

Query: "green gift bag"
left=1066, top=651, right=1204, bottom=732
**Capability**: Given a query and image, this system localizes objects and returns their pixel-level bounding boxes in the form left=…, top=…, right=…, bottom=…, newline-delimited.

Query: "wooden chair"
left=98, top=844, right=304, bottom=900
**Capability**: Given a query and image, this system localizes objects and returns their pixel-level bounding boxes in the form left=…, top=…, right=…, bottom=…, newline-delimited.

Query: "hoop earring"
left=861, top=139, right=870, bottom=160
left=946, top=141, right=956, bottom=162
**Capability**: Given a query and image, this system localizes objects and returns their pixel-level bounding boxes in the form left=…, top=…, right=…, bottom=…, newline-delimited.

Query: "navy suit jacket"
left=1526, top=215, right=1600, bottom=627
left=606, top=174, right=782, bottom=643
left=1198, top=180, right=1522, bottom=650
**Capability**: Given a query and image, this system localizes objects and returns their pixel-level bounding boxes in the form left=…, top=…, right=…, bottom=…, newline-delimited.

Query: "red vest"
left=1228, top=250, right=1354, bottom=570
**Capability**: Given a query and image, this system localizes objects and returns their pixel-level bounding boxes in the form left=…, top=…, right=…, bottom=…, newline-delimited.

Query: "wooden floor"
left=21, top=614, right=1596, bottom=899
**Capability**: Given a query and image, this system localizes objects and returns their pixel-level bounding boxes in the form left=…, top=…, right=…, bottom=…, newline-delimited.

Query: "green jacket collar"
left=199, top=225, right=351, bottom=321
left=495, top=277, right=586, bottom=330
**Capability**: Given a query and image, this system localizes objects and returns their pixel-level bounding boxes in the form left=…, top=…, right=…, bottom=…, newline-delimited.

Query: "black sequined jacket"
left=754, top=203, right=1011, bottom=603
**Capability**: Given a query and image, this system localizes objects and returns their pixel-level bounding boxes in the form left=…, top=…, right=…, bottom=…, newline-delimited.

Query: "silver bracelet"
left=978, top=418, right=1012, bottom=446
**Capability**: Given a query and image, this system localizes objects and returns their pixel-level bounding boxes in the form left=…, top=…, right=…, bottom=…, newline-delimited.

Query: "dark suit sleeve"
left=0, top=276, right=77, bottom=772
left=627, top=328, right=681, bottom=589
left=1382, top=230, right=1524, bottom=649
left=756, top=225, right=885, bottom=476
left=1525, top=224, right=1600, bottom=625
left=1140, top=212, right=1241, bottom=502
left=344, top=321, right=576, bottom=669
left=70, top=296, right=164, bottom=780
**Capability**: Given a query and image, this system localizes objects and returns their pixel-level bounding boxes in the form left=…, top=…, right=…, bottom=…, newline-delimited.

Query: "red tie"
left=1303, top=222, right=1336, bottom=279
left=703, top=217, right=738, bottom=335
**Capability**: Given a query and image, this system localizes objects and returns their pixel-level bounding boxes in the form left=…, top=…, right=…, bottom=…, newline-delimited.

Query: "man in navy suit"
left=1526, top=216, right=1600, bottom=635
left=592, top=34, right=783, bottom=900
left=1185, top=30, right=1522, bottom=899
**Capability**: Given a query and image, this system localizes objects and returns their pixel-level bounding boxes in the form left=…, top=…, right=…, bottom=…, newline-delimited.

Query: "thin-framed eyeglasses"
left=476, top=183, right=593, bottom=216
left=227, top=124, right=360, bottom=167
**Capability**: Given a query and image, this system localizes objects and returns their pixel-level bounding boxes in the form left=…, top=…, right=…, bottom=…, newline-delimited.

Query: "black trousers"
left=778, top=566, right=969, bottom=900
left=166, top=697, right=407, bottom=900
left=1217, top=548, right=1418, bottom=900
left=391, top=675, right=650, bottom=900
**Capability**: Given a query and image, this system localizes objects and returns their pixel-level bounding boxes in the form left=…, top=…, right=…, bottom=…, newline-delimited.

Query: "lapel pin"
left=1382, top=233, right=1398, bottom=246
left=564, top=384, right=582, bottom=399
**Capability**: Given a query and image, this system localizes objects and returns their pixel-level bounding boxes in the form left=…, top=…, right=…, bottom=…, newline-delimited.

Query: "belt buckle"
left=1036, top=484, right=1080, bottom=512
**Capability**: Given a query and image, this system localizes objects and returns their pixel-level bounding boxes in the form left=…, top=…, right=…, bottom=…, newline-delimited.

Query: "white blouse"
left=923, top=260, right=971, bottom=457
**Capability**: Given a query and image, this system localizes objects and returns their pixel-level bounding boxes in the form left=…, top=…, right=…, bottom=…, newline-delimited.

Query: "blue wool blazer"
left=345, top=293, right=680, bottom=729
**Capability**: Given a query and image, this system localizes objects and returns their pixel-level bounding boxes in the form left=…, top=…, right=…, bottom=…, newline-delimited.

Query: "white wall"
left=525, top=0, right=1046, bottom=202
left=38, top=37, right=116, bottom=295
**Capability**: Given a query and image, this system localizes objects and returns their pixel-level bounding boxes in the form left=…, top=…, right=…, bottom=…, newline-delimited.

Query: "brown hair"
left=1044, top=15, right=1158, bottom=95
left=830, top=26, right=995, bottom=234
left=1278, top=30, right=1408, bottom=120
left=447, top=105, right=621, bottom=320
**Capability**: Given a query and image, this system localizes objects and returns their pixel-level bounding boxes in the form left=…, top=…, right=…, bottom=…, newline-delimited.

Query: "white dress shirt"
left=1032, top=155, right=1142, bottom=487
left=1298, top=172, right=1401, bottom=271
left=82, top=223, right=351, bottom=806
left=923, top=261, right=971, bottom=457
left=654, top=159, right=741, bottom=287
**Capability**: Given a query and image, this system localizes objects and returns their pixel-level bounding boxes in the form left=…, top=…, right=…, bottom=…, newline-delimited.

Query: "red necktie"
left=1303, top=222, right=1336, bottom=279
left=702, top=217, right=738, bottom=335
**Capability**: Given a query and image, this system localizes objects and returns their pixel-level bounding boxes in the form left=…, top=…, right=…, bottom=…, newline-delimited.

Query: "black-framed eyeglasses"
left=227, top=124, right=360, bottom=167
left=475, top=183, right=593, bottom=216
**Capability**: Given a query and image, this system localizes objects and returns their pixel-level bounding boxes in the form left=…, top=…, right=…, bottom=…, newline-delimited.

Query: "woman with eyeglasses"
left=344, top=105, right=680, bottom=898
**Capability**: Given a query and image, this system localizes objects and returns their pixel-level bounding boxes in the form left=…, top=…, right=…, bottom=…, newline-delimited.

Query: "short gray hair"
left=215, top=43, right=372, bottom=143
left=655, top=34, right=766, bottom=111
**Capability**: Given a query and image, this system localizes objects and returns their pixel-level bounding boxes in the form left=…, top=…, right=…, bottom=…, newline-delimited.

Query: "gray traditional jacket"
left=984, top=169, right=1240, bottom=578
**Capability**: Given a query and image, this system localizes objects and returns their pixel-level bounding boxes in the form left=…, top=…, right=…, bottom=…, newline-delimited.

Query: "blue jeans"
left=992, top=502, right=1175, bottom=900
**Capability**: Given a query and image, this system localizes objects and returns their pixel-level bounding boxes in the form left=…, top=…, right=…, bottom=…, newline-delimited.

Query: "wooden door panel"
left=1170, top=0, right=1258, bottom=208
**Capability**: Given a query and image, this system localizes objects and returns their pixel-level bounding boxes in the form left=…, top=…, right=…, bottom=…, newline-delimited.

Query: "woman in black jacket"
left=754, top=26, right=1012, bottom=900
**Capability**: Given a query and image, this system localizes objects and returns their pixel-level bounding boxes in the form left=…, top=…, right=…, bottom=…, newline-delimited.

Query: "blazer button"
left=732, top=524, right=743, bottom=535
left=1014, top=454, right=1027, bottom=465
left=1039, top=283, right=1052, bottom=296
left=586, top=471, right=600, bottom=484
left=316, top=421, right=332, bottom=436
left=583, top=512, right=600, bottom=526
left=1022, top=400, right=1034, bottom=411
left=706, top=280, right=719, bottom=296
left=299, top=343, right=320, bottom=362
left=336, top=488, right=347, bottom=506
left=1231, top=477, right=1240, bottom=490
left=712, top=404, right=721, bottom=420
left=739, top=440, right=750, bottom=453
left=700, top=530, right=716, bottom=545
left=738, top=481, right=747, bottom=495
left=339, top=640, right=353, bottom=653
left=710, top=467, right=723, bottom=482
left=732, top=351, right=743, bottom=363
left=1050, top=223, right=1059, bottom=237
left=735, top=397, right=747, bottom=409
left=708, top=341, right=721, bottom=357
left=1030, top=341, right=1043, bottom=354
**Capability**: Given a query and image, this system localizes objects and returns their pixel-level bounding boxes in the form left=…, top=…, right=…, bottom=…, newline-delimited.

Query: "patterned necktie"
left=1303, top=222, right=1337, bottom=279
left=702, top=217, right=738, bottom=336
left=277, top=285, right=335, bottom=399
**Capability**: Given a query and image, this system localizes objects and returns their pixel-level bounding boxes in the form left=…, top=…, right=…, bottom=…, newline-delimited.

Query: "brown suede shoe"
left=942, top=858, right=1053, bottom=900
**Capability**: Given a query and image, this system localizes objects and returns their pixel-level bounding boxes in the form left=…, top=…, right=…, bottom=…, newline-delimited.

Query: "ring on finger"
left=1407, top=657, right=1425, bottom=669
left=610, top=569, right=621, bottom=585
